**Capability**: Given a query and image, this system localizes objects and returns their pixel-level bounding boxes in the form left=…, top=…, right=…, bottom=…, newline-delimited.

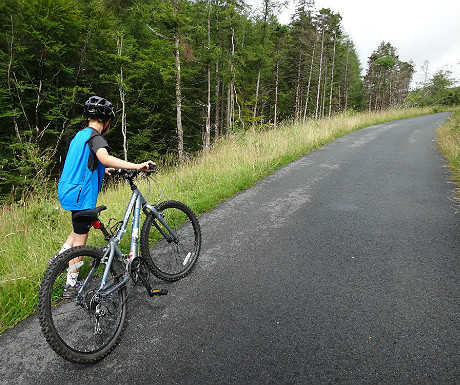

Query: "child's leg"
left=65, top=231, right=89, bottom=247
left=65, top=210, right=91, bottom=287
left=65, top=231, right=89, bottom=286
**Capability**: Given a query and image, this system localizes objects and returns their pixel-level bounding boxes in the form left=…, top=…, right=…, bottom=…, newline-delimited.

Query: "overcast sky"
left=246, top=0, right=460, bottom=88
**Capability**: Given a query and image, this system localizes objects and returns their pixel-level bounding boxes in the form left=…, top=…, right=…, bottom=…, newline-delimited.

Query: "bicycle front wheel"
left=140, top=200, right=201, bottom=281
left=38, top=246, right=127, bottom=363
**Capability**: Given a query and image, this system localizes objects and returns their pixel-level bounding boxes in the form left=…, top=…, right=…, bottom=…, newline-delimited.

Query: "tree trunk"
left=303, top=37, right=316, bottom=121
left=204, top=62, right=211, bottom=153
left=344, top=42, right=350, bottom=111
left=227, top=16, right=238, bottom=132
left=226, top=84, right=233, bottom=135
left=117, top=35, right=128, bottom=161
left=204, top=1, right=212, bottom=153
left=328, top=31, right=336, bottom=117
left=252, top=65, right=261, bottom=130
left=294, top=53, right=303, bottom=122
left=175, top=35, right=184, bottom=162
left=321, top=63, right=327, bottom=118
left=315, top=28, right=325, bottom=120
left=214, top=61, right=221, bottom=139
left=274, top=57, right=280, bottom=128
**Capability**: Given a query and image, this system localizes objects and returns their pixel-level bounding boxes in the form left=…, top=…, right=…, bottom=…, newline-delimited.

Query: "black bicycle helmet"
left=84, top=95, right=115, bottom=122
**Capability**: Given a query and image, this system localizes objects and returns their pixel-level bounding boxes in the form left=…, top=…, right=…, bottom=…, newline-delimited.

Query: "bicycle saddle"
left=73, top=206, right=107, bottom=223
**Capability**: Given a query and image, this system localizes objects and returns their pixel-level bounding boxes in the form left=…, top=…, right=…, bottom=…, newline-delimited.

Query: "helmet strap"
left=101, top=120, right=110, bottom=135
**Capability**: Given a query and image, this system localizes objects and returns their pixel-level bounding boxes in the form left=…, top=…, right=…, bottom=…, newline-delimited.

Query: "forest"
left=0, top=0, right=458, bottom=202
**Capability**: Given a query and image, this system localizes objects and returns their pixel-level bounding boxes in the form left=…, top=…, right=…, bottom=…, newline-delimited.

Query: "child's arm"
left=96, top=147, right=154, bottom=172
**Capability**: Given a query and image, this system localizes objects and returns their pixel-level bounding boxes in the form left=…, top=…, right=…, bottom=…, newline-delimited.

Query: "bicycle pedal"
left=151, top=288, right=168, bottom=296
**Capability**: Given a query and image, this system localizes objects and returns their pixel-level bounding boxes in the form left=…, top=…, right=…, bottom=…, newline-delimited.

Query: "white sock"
left=66, top=272, right=79, bottom=287
left=59, top=243, right=71, bottom=255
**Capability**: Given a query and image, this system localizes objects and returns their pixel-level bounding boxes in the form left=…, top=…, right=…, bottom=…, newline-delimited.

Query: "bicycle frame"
left=75, top=181, right=177, bottom=302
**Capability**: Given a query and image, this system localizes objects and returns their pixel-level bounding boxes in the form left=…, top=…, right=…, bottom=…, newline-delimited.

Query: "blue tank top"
left=58, top=128, right=106, bottom=211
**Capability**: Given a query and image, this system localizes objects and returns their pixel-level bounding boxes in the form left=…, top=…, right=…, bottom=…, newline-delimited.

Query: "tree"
left=338, top=38, right=362, bottom=111
left=313, top=8, right=342, bottom=119
left=249, top=0, right=287, bottom=129
left=0, top=0, right=90, bottom=200
left=406, top=69, right=459, bottom=106
left=282, top=3, right=316, bottom=121
left=146, top=0, right=189, bottom=163
left=364, top=41, right=414, bottom=111
left=271, top=25, right=289, bottom=127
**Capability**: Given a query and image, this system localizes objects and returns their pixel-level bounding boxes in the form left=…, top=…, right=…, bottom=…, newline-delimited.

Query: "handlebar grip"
left=110, top=168, right=124, bottom=175
left=110, top=165, right=155, bottom=177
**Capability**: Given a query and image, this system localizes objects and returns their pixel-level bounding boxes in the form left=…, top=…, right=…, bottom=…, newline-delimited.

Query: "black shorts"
left=71, top=210, right=92, bottom=235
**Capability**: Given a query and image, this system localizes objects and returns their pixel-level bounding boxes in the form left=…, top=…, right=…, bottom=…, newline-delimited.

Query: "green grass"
left=0, top=106, right=457, bottom=334
left=436, top=109, right=460, bottom=202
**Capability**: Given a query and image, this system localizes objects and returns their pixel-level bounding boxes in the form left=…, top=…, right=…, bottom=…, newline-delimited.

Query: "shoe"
left=47, top=252, right=59, bottom=265
left=62, top=281, right=83, bottom=299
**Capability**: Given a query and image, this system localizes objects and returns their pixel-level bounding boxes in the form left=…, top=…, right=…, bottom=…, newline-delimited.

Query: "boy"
left=51, top=95, right=154, bottom=297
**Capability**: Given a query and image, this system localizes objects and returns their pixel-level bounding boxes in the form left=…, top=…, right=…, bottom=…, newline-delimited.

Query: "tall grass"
left=0, top=106, right=453, bottom=333
left=436, top=109, right=460, bottom=202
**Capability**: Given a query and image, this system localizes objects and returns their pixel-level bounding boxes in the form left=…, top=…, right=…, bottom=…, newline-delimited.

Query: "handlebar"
left=110, top=164, right=157, bottom=177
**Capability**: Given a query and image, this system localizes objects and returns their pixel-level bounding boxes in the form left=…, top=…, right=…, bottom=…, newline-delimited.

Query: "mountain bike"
left=38, top=165, right=201, bottom=363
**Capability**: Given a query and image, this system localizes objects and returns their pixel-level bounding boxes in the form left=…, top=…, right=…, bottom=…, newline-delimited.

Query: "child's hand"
left=137, top=161, right=155, bottom=172
left=105, top=168, right=115, bottom=175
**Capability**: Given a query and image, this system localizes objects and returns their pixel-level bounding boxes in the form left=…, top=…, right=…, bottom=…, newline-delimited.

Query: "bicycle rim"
left=141, top=200, right=201, bottom=281
left=38, top=246, right=127, bottom=363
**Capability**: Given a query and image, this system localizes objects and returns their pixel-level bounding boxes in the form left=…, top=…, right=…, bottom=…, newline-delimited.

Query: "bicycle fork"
left=143, top=204, right=179, bottom=243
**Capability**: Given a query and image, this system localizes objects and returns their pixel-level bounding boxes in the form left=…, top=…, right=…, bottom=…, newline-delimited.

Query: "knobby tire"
left=38, top=246, right=127, bottom=363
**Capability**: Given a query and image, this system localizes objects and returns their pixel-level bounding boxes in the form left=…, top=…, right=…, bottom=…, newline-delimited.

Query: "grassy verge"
left=0, top=106, right=455, bottom=334
left=436, top=109, right=460, bottom=203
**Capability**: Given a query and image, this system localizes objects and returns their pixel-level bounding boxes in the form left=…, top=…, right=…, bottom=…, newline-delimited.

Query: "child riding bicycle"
left=50, top=95, right=154, bottom=297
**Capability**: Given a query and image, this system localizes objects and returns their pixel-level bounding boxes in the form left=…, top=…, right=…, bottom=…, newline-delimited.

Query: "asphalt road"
left=1, top=112, right=459, bottom=385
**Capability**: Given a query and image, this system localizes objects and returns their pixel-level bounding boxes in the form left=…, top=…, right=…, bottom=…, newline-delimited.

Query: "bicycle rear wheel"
left=38, top=246, right=127, bottom=363
left=140, top=200, right=201, bottom=281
